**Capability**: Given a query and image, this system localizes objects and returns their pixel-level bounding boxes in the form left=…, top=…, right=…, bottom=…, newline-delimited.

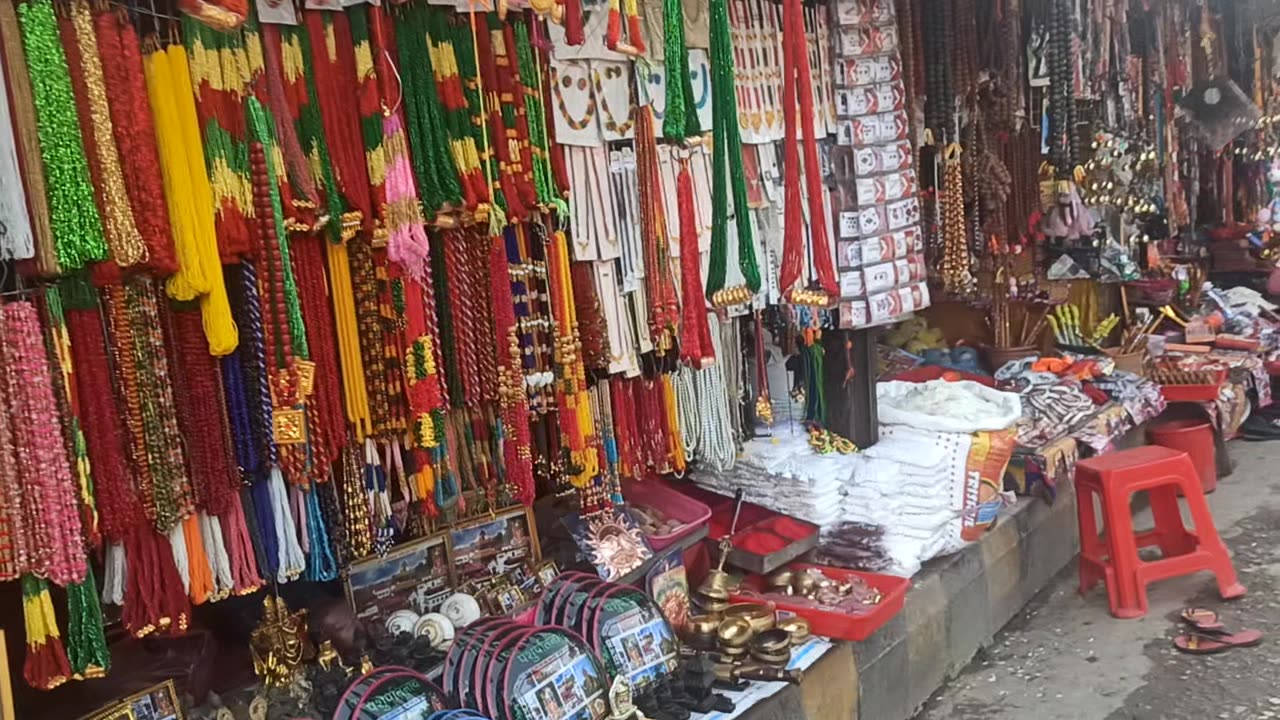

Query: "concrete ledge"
left=849, top=489, right=1081, bottom=720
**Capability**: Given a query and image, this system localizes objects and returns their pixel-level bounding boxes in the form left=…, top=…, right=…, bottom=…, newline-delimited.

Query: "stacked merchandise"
left=841, top=381, right=1020, bottom=576
left=831, top=0, right=928, bottom=327
left=691, top=430, right=850, bottom=530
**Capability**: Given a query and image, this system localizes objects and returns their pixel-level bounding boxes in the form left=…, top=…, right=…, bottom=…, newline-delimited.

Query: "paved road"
left=916, top=442, right=1280, bottom=720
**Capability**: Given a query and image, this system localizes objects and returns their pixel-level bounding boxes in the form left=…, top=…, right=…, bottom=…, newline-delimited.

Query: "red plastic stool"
left=1075, top=445, right=1244, bottom=619
left=1148, top=419, right=1217, bottom=493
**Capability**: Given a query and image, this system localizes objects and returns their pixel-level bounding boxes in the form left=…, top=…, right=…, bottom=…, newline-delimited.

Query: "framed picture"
left=535, top=560, right=560, bottom=587
left=448, top=506, right=540, bottom=587
left=346, top=533, right=451, bottom=623
left=84, top=680, right=183, bottom=720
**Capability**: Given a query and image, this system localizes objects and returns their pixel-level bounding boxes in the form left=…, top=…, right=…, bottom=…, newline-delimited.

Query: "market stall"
left=0, top=0, right=1278, bottom=715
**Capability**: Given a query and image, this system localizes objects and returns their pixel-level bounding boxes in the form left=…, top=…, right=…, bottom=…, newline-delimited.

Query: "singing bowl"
left=716, top=617, right=755, bottom=648
left=776, top=616, right=811, bottom=644
left=725, top=603, right=775, bottom=633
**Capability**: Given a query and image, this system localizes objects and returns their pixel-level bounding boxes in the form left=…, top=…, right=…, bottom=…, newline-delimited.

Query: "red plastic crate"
left=728, top=563, right=910, bottom=641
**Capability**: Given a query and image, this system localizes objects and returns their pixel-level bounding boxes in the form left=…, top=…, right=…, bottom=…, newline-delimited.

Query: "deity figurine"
left=608, top=676, right=644, bottom=720
left=249, top=595, right=313, bottom=688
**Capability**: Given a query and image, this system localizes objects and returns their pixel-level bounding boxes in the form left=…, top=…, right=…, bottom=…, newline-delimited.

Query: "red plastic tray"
left=622, top=479, right=712, bottom=550
left=729, top=563, right=910, bottom=641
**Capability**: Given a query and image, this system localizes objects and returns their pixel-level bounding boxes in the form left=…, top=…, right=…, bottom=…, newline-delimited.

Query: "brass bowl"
left=699, top=597, right=731, bottom=613
left=767, top=569, right=793, bottom=590
left=720, top=644, right=747, bottom=657
left=749, top=646, right=791, bottom=666
left=792, top=572, right=818, bottom=597
left=776, top=616, right=811, bottom=645
left=725, top=603, right=775, bottom=633
left=687, top=614, right=723, bottom=637
left=750, top=628, right=792, bottom=654
left=716, top=616, right=755, bottom=648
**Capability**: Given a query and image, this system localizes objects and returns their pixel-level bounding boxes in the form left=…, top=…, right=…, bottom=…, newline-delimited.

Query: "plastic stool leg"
left=1147, top=483, right=1196, bottom=558
left=1076, top=483, right=1104, bottom=596
left=1180, top=477, right=1247, bottom=601
left=1102, top=484, right=1147, bottom=618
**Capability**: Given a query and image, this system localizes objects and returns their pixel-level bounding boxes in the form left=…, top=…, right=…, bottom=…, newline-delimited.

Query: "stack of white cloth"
left=842, top=425, right=976, bottom=576
left=835, top=380, right=1022, bottom=577
left=692, top=427, right=851, bottom=530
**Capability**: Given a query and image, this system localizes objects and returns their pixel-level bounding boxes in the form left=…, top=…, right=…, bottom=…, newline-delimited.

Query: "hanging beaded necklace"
left=124, top=278, right=197, bottom=532
left=16, top=0, right=107, bottom=272
left=93, top=10, right=176, bottom=275
left=421, top=8, right=483, bottom=213
left=635, top=107, right=679, bottom=350
left=1, top=301, right=86, bottom=586
left=145, top=41, right=238, bottom=356
left=941, top=144, right=976, bottom=296
left=397, top=3, right=464, bottom=215
left=488, top=228, right=535, bottom=505
left=497, top=20, right=539, bottom=213
left=59, top=0, right=145, bottom=270
left=0, top=305, right=30, bottom=581
left=305, top=10, right=375, bottom=227
left=661, top=0, right=700, bottom=138
left=0, top=0, right=55, bottom=274
left=705, top=0, right=761, bottom=299
left=348, top=5, right=388, bottom=239
left=777, top=0, right=836, bottom=305
left=38, top=288, right=96, bottom=550
left=182, top=16, right=255, bottom=261
left=512, top=17, right=560, bottom=208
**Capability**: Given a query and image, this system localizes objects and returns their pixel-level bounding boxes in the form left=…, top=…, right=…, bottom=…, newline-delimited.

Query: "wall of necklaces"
left=0, top=0, right=922, bottom=702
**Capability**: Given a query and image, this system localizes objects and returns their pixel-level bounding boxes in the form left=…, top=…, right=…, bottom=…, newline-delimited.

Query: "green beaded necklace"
left=705, top=0, right=761, bottom=297
left=662, top=0, right=700, bottom=139
left=16, top=0, right=106, bottom=271
left=397, top=3, right=462, bottom=213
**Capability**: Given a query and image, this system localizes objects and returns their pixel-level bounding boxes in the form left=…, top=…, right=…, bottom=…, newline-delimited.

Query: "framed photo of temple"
left=83, top=680, right=183, bottom=720
left=447, top=506, right=541, bottom=588
left=346, top=532, right=452, bottom=622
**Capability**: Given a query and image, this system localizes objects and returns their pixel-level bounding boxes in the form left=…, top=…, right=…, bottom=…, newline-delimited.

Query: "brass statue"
left=249, top=595, right=313, bottom=688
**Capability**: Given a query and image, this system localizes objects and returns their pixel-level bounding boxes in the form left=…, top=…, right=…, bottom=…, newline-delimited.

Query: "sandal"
left=1173, top=629, right=1263, bottom=655
left=1181, top=607, right=1225, bottom=632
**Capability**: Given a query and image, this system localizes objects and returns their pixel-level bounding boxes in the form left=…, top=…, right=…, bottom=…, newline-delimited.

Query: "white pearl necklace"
left=695, top=363, right=736, bottom=472
left=674, top=365, right=701, bottom=455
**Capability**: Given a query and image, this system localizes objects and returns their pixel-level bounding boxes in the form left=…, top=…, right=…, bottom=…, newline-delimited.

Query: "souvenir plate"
left=334, top=666, right=450, bottom=720
left=445, top=618, right=507, bottom=706
left=503, top=629, right=609, bottom=720
left=586, top=588, right=679, bottom=695
left=484, top=626, right=541, bottom=720
left=563, top=578, right=613, bottom=634
left=553, top=575, right=606, bottom=628
left=471, top=620, right=524, bottom=712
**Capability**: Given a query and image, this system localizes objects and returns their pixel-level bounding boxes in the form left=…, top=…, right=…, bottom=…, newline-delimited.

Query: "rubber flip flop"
left=1181, top=607, right=1225, bottom=632
left=1173, top=629, right=1263, bottom=655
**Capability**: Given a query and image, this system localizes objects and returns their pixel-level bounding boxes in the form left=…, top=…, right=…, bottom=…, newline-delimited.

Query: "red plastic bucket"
left=1148, top=420, right=1217, bottom=494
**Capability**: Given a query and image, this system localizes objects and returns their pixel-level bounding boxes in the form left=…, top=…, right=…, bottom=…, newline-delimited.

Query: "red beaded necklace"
left=777, top=0, right=837, bottom=302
